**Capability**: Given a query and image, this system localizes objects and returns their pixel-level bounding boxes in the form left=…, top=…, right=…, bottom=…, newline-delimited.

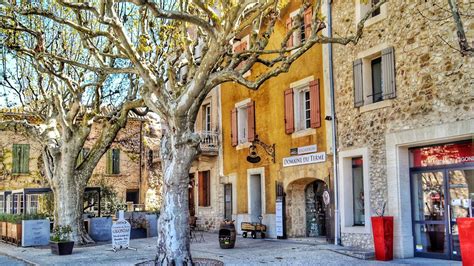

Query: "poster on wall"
left=275, top=197, right=286, bottom=238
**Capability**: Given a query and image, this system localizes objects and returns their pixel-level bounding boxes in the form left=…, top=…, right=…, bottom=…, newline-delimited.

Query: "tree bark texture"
left=156, top=130, right=199, bottom=265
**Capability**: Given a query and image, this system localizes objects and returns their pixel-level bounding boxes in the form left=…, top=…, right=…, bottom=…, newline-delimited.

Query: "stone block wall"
left=332, top=0, right=474, bottom=249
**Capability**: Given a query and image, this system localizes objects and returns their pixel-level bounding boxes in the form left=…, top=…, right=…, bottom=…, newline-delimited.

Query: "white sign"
left=323, top=191, right=330, bottom=206
left=275, top=200, right=284, bottom=237
left=283, top=152, right=326, bottom=167
left=112, top=211, right=131, bottom=250
left=297, top=145, right=317, bottom=155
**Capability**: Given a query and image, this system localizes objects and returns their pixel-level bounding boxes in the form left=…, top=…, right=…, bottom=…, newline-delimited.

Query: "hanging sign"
left=283, top=152, right=326, bottom=167
left=112, top=211, right=131, bottom=251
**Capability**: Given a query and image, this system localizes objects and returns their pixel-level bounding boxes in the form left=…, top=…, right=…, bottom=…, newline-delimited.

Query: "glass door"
left=447, top=169, right=473, bottom=260
left=411, top=171, right=448, bottom=259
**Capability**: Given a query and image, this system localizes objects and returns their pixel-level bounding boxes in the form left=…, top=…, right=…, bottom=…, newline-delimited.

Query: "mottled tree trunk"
left=50, top=168, right=93, bottom=244
left=156, top=130, right=199, bottom=265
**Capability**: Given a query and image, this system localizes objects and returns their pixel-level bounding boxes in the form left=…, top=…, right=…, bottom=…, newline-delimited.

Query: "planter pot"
left=88, top=217, right=112, bottom=242
left=0, top=221, right=6, bottom=239
left=50, top=241, right=74, bottom=255
left=371, top=216, right=393, bottom=261
left=457, top=218, right=474, bottom=266
left=21, top=219, right=50, bottom=247
left=7, top=223, right=22, bottom=246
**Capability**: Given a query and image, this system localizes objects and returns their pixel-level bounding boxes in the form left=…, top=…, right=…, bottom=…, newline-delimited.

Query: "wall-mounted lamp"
left=246, top=135, right=276, bottom=164
left=325, top=115, right=333, bottom=121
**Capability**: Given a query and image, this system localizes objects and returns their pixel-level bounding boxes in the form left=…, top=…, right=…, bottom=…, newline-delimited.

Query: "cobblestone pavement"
left=0, top=233, right=462, bottom=265
left=0, top=254, right=29, bottom=265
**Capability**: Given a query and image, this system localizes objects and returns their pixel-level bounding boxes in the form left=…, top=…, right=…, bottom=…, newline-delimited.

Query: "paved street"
left=0, top=233, right=461, bottom=265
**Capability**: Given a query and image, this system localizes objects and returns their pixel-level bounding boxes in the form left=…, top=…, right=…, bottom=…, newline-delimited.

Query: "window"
left=106, top=148, right=120, bottom=175
left=284, top=78, right=321, bottom=135
left=353, top=46, right=396, bottom=108
left=286, top=7, right=313, bottom=48
left=355, top=0, right=387, bottom=27
left=231, top=99, right=255, bottom=146
left=352, top=157, right=365, bottom=226
left=77, top=148, right=90, bottom=166
left=371, top=57, right=383, bottom=103
left=12, top=144, right=30, bottom=174
left=232, top=35, right=251, bottom=76
left=203, top=104, right=211, bottom=132
left=198, top=170, right=210, bottom=207
left=26, top=194, right=39, bottom=214
left=0, top=195, right=4, bottom=214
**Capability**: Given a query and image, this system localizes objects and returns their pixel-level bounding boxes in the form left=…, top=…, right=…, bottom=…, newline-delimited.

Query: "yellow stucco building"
left=221, top=2, right=334, bottom=239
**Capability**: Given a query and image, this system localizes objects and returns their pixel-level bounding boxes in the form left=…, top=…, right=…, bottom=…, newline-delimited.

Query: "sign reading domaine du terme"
left=283, top=152, right=326, bottom=167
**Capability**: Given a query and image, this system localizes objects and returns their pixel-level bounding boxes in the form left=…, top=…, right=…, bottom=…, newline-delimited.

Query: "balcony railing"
left=197, top=131, right=219, bottom=155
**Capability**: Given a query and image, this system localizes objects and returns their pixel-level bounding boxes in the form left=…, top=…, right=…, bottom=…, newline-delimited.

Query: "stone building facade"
left=0, top=110, right=162, bottom=213
left=188, top=87, right=226, bottom=231
left=331, top=0, right=473, bottom=260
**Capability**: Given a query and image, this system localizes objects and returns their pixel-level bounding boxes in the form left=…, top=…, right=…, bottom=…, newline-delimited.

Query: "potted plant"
left=50, top=225, right=74, bottom=255
left=458, top=215, right=474, bottom=265
left=7, top=214, right=23, bottom=246
left=371, top=202, right=393, bottom=261
left=0, top=213, right=7, bottom=240
left=21, top=213, right=50, bottom=247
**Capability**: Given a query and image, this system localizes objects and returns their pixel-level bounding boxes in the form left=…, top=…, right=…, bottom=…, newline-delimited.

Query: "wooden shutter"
left=353, top=59, right=364, bottom=107
left=382, top=46, right=396, bottom=99
left=106, top=149, right=113, bottom=174
left=286, top=17, right=293, bottom=48
left=198, top=171, right=210, bottom=207
left=284, top=89, right=295, bottom=134
left=21, top=145, right=29, bottom=173
left=309, top=80, right=321, bottom=128
left=247, top=101, right=256, bottom=142
left=235, top=41, right=247, bottom=70
left=304, top=7, right=313, bottom=39
left=12, top=144, right=21, bottom=173
left=231, top=108, right=238, bottom=146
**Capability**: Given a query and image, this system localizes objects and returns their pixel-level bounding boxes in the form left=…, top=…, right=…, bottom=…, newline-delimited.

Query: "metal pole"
left=327, top=0, right=341, bottom=246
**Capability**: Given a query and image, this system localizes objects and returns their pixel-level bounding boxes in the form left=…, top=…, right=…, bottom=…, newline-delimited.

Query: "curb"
left=0, top=250, right=38, bottom=266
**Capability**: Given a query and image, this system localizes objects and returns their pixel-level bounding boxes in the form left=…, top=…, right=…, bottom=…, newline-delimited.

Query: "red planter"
left=458, top=218, right=474, bottom=266
left=371, top=216, right=393, bottom=261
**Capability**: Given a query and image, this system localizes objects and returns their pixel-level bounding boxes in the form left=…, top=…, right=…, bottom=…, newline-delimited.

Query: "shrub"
left=50, top=225, right=72, bottom=242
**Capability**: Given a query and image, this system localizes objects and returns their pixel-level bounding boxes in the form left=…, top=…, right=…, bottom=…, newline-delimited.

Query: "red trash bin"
left=458, top=218, right=474, bottom=266
left=371, top=216, right=394, bottom=261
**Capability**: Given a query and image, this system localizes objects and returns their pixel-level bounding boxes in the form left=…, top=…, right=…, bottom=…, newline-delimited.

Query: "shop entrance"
left=305, top=180, right=326, bottom=237
left=410, top=141, right=473, bottom=261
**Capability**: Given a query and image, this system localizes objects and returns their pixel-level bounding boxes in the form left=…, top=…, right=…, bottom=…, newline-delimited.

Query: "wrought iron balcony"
left=197, top=131, right=219, bottom=156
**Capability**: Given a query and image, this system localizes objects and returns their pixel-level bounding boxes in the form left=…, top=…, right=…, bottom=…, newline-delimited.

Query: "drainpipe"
left=327, top=0, right=341, bottom=246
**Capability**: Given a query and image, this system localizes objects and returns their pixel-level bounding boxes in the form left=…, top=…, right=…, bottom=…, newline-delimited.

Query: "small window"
left=237, top=105, right=248, bottom=144
left=371, top=57, right=383, bottom=103
left=198, top=170, right=211, bottom=207
left=12, top=144, right=30, bottom=174
left=203, top=104, right=211, bottom=132
left=352, top=157, right=365, bottom=226
left=106, top=148, right=120, bottom=175
left=296, top=89, right=311, bottom=131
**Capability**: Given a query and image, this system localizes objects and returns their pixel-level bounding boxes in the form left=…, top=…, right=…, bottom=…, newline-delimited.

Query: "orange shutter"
left=286, top=17, right=293, bottom=48
left=231, top=108, right=238, bottom=146
left=309, top=79, right=321, bottom=128
left=304, top=7, right=313, bottom=39
left=247, top=101, right=256, bottom=142
left=284, top=89, right=295, bottom=134
left=236, top=41, right=247, bottom=70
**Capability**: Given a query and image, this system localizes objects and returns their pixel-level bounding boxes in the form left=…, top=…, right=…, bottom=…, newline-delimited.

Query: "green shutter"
left=21, top=144, right=30, bottom=173
left=12, top=144, right=21, bottom=174
left=106, top=149, right=113, bottom=174
left=113, top=149, right=120, bottom=174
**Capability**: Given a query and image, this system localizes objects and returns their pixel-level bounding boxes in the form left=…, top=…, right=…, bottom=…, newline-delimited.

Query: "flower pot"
left=0, top=221, right=6, bottom=239
left=371, top=216, right=393, bottom=261
left=50, top=241, right=74, bottom=255
left=457, top=218, right=474, bottom=266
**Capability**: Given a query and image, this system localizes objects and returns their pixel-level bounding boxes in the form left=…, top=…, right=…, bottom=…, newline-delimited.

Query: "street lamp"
left=246, top=135, right=276, bottom=164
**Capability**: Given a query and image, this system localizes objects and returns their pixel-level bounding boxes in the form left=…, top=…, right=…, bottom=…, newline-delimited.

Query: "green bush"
left=0, top=213, right=50, bottom=223
left=50, top=225, right=72, bottom=242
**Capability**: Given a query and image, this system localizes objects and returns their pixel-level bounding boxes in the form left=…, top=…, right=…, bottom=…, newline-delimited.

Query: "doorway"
left=249, top=174, right=262, bottom=222
left=126, top=189, right=139, bottom=204
left=305, top=180, right=326, bottom=237
left=411, top=168, right=473, bottom=260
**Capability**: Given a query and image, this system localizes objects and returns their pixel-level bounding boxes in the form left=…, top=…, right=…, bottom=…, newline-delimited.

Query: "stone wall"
left=332, top=1, right=474, bottom=249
